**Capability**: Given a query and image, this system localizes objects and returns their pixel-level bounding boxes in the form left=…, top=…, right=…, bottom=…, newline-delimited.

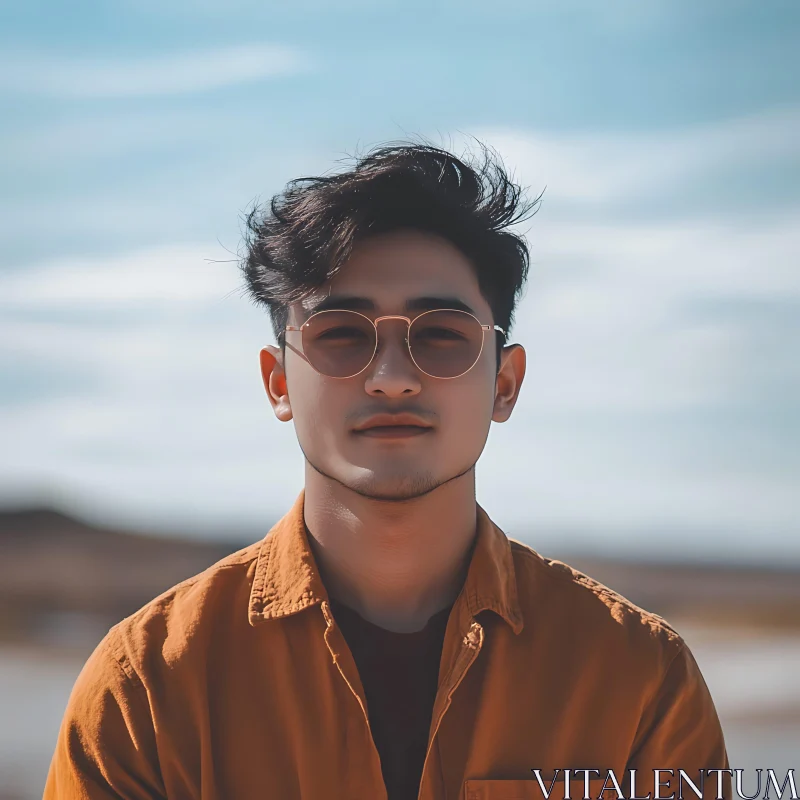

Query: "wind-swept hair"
left=240, top=140, right=540, bottom=371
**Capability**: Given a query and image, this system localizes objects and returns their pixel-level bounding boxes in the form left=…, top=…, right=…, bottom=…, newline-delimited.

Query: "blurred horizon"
left=3, top=491, right=800, bottom=570
left=2, top=0, right=799, bottom=565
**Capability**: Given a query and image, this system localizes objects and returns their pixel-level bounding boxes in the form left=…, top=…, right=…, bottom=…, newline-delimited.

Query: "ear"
left=492, top=343, right=526, bottom=423
left=259, top=345, right=293, bottom=422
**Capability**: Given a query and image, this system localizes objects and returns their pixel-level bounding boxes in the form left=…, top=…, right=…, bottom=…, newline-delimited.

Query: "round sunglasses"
left=284, top=308, right=506, bottom=379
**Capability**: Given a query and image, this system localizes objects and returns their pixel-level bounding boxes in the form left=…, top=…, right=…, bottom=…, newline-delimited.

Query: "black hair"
left=240, top=139, right=540, bottom=373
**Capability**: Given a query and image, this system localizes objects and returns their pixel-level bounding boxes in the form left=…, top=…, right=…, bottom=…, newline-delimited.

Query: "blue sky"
left=1, top=0, right=799, bottom=563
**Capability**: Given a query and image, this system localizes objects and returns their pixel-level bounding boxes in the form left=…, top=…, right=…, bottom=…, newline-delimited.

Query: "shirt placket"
left=417, top=619, right=485, bottom=800
left=320, top=598, right=486, bottom=800
left=320, top=600, right=388, bottom=799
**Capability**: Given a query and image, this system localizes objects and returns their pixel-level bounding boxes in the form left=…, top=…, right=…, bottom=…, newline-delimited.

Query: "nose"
left=363, top=320, right=422, bottom=397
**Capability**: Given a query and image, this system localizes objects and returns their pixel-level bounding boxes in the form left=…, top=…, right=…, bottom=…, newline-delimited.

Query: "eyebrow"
left=305, top=294, right=479, bottom=317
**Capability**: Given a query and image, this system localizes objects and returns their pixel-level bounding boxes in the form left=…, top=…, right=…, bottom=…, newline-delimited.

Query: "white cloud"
left=2, top=43, right=312, bottom=99
left=530, top=217, right=800, bottom=298
left=467, top=107, right=800, bottom=206
left=0, top=244, right=241, bottom=308
left=502, top=214, right=799, bottom=415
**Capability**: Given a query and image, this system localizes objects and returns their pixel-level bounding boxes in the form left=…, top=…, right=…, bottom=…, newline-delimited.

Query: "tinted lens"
left=302, top=310, right=376, bottom=377
left=409, top=310, right=484, bottom=378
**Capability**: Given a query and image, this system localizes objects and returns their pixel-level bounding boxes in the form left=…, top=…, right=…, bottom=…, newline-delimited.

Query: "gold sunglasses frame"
left=284, top=308, right=506, bottom=380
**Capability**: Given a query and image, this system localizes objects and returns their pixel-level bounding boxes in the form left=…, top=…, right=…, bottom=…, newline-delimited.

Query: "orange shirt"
left=44, top=489, right=731, bottom=799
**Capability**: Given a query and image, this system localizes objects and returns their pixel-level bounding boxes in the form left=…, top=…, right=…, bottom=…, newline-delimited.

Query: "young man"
left=45, top=144, right=731, bottom=800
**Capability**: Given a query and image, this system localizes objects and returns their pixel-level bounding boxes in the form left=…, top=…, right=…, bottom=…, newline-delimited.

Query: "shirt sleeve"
left=43, top=636, right=166, bottom=799
left=625, top=640, right=732, bottom=800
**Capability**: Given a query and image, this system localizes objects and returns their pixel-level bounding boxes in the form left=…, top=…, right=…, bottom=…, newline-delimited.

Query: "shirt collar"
left=248, top=488, right=524, bottom=634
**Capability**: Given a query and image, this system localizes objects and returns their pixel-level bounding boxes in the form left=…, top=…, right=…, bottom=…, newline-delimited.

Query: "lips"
left=352, top=413, right=433, bottom=433
left=355, top=425, right=432, bottom=439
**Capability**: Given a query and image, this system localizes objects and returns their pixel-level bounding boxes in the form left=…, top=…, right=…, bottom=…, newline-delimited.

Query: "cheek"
left=457, top=357, right=499, bottom=414
left=289, top=375, right=347, bottom=442
left=440, top=379, right=496, bottom=442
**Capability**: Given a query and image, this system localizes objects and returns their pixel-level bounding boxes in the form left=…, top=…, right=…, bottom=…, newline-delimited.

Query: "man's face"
left=263, top=229, right=522, bottom=502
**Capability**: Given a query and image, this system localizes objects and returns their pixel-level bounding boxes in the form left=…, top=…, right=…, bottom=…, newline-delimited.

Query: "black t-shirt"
left=329, top=598, right=453, bottom=800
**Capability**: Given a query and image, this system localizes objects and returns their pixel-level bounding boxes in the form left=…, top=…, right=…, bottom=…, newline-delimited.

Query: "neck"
left=302, top=466, right=478, bottom=633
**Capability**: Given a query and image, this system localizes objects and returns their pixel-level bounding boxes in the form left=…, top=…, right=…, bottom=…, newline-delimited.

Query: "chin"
left=344, top=470, right=443, bottom=501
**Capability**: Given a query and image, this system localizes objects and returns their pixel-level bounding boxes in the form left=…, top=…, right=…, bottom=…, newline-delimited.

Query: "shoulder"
left=100, top=539, right=265, bottom=684
left=508, top=538, right=685, bottom=668
left=49, top=540, right=266, bottom=788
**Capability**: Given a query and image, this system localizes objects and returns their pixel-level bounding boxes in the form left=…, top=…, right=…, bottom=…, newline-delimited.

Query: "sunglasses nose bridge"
left=373, top=314, right=411, bottom=328
left=370, top=315, right=413, bottom=364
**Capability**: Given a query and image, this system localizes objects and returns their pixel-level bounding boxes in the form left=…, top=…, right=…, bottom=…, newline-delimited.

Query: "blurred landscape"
left=1, top=506, right=798, bottom=799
